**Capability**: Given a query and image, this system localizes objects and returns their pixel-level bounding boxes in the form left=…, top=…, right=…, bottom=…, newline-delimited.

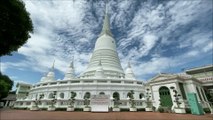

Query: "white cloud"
left=203, top=41, right=213, bottom=53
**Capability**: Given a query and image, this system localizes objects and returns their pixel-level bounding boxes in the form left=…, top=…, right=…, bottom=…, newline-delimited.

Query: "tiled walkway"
left=0, top=109, right=212, bottom=120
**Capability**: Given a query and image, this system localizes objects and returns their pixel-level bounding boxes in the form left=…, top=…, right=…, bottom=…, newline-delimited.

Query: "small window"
left=60, top=93, right=64, bottom=99
left=48, top=93, right=54, bottom=99
left=139, top=93, right=144, bottom=99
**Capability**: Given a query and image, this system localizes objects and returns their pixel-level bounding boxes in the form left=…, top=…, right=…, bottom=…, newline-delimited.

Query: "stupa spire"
left=51, top=60, right=55, bottom=71
left=128, top=61, right=131, bottom=68
left=99, top=0, right=113, bottom=37
left=63, top=57, right=75, bottom=80
left=70, top=56, right=74, bottom=68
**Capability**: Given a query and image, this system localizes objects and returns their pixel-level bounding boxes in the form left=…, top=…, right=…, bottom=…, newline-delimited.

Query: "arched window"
left=139, top=93, right=144, bottom=99
left=159, top=86, right=173, bottom=107
left=48, top=93, right=54, bottom=99
left=99, top=92, right=105, bottom=95
left=84, top=92, right=91, bottom=99
left=60, top=93, right=64, bottom=99
left=113, top=92, right=120, bottom=99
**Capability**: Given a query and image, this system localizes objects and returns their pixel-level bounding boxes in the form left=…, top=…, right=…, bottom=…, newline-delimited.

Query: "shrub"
left=55, top=108, right=66, bottom=111
left=14, top=107, right=27, bottom=110
left=203, top=108, right=211, bottom=113
left=137, top=108, right=145, bottom=111
left=185, top=108, right=191, bottom=114
left=152, top=106, right=156, bottom=111
left=158, top=107, right=164, bottom=113
left=109, top=107, right=112, bottom=111
left=40, top=108, right=47, bottom=111
left=120, top=108, right=129, bottom=112
left=74, top=108, right=83, bottom=111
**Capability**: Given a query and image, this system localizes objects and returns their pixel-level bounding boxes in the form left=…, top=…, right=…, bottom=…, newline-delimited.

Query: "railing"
left=32, top=79, right=144, bottom=89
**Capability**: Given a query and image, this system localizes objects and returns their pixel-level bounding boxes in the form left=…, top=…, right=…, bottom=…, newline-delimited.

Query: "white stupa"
left=64, top=61, right=75, bottom=80
left=40, top=60, right=55, bottom=82
left=125, top=62, right=136, bottom=80
left=81, top=7, right=124, bottom=79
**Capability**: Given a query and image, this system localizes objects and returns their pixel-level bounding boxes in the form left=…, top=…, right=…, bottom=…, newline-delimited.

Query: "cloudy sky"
left=1, top=0, right=212, bottom=87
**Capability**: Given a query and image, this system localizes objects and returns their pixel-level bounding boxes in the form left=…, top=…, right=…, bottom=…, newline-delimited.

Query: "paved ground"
left=0, top=109, right=212, bottom=120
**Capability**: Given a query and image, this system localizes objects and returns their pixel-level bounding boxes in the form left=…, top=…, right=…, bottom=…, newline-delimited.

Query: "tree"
left=113, top=92, right=120, bottom=108
left=84, top=92, right=90, bottom=108
left=127, top=90, right=135, bottom=108
left=170, top=86, right=182, bottom=108
left=49, top=91, right=57, bottom=108
left=0, top=0, right=33, bottom=56
left=0, top=72, right=13, bottom=99
left=68, top=91, right=76, bottom=108
left=145, top=88, right=152, bottom=108
left=32, top=94, right=44, bottom=108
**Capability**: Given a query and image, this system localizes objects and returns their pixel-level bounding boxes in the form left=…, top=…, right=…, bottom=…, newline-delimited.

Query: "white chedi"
left=40, top=61, right=56, bottom=83
left=64, top=61, right=75, bottom=80
left=46, top=71, right=55, bottom=81
left=125, top=62, right=136, bottom=80
left=40, top=71, right=55, bottom=83
left=40, top=75, right=47, bottom=82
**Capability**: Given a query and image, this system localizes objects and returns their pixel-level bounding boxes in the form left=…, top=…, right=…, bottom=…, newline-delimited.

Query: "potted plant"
left=145, top=88, right=153, bottom=112
left=83, top=92, right=91, bottom=112
left=170, top=86, right=186, bottom=114
left=48, top=91, right=57, bottom=111
left=30, top=94, right=44, bottom=111
left=127, top=90, right=137, bottom=111
left=67, top=91, right=76, bottom=111
left=113, top=92, right=120, bottom=112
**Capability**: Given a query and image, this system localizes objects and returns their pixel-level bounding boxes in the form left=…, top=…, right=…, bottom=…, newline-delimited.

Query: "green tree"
left=113, top=92, right=120, bottom=108
left=127, top=90, right=135, bottom=108
left=84, top=92, right=90, bottom=108
left=0, top=72, right=13, bottom=99
left=69, top=91, right=76, bottom=108
left=0, top=0, right=33, bottom=56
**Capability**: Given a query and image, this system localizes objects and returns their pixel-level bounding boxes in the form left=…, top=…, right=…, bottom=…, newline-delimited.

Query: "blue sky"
left=1, top=0, right=212, bottom=89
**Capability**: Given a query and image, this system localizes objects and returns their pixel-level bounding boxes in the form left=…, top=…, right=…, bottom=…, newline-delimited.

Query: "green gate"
left=159, top=86, right=173, bottom=107
left=187, top=93, right=204, bottom=115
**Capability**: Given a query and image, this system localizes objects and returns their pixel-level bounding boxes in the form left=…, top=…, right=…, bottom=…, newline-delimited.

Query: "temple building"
left=14, top=5, right=145, bottom=110
left=185, top=65, right=213, bottom=104
left=14, top=5, right=212, bottom=113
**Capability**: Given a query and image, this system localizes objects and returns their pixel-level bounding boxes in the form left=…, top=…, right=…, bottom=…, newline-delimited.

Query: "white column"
left=201, top=88, right=208, bottom=101
left=23, top=102, right=27, bottom=108
left=55, top=100, right=60, bottom=108
left=41, top=101, right=46, bottom=108
left=188, top=83, right=200, bottom=101
left=31, top=101, right=35, bottom=107
left=4, top=101, right=9, bottom=107
left=199, top=87, right=205, bottom=101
